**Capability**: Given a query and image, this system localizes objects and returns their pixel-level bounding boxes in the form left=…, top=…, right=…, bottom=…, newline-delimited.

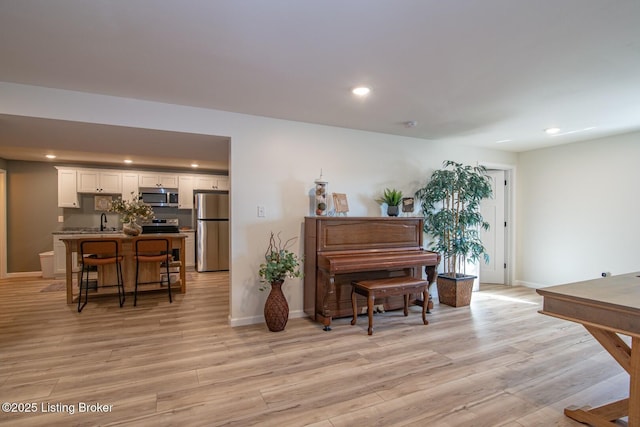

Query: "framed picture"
left=332, top=193, right=349, bottom=214
left=402, top=197, right=415, bottom=213
left=94, top=195, right=112, bottom=211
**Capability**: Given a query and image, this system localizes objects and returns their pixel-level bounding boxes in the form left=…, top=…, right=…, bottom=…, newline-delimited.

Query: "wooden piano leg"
left=425, top=265, right=437, bottom=284
left=319, top=276, right=335, bottom=331
left=413, top=284, right=434, bottom=314
left=425, top=266, right=437, bottom=314
left=315, top=313, right=332, bottom=331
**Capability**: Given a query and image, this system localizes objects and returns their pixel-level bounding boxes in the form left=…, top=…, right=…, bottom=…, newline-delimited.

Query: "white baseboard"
left=228, top=309, right=308, bottom=327
left=514, top=280, right=547, bottom=289
left=7, top=271, right=43, bottom=279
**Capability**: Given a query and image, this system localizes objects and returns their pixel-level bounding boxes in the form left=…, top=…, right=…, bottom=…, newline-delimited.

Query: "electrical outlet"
left=257, top=206, right=265, bottom=217
left=57, top=215, right=64, bottom=223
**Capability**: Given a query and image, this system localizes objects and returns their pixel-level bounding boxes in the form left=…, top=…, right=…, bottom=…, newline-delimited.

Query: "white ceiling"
left=0, top=114, right=230, bottom=171
left=0, top=0, right=639, bottom=166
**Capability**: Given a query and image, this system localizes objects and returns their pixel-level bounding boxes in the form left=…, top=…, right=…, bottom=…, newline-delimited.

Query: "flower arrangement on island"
left=108, top=193, right=155, bottom=224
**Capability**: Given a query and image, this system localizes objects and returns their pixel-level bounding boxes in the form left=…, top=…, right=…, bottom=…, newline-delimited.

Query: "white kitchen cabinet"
left=193, top=175, right=215, bottom=190
left=121, top=172, right=139, bottom=201
left=77, top=169, right=122, bottom=193
left=184, top=230, right=195, bottom=268
left=56, top=167, right=79, bottom=208
left=194, top=175, right=229, bottom=191
left=216, top=176, right=229, bottom=191
left=178, top=175, right=194, bottom=209
left=138, top=173, right=178, bottom=188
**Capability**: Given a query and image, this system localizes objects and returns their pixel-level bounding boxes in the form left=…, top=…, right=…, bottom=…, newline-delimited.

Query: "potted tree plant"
left=258, top=231, right=302, bottom=331
left=414, top=160, right=493, bottom=307
left=376, top=188, right=404, bottom=216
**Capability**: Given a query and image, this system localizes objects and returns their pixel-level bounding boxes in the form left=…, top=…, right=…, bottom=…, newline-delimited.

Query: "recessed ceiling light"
left=191, top=163, right=199, bottom=168
left=45, top=154, right=56, bottom=159
left=352, top=86, right=371, bottom=96
left=545, top=127, right=561, bottom=135
left=124, top=159, right=133, bottom=164
left=495, top=139, right=512, bottom=144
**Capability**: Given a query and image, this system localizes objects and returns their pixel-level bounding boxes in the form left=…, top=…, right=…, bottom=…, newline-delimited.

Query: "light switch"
left=257, top=206, right=265, bottom=217
left=58, top=215, right=64, bottom=223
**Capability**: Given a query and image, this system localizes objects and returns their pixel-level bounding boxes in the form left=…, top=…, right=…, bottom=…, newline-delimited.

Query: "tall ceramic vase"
left=264, top=280, right=289, bottom=332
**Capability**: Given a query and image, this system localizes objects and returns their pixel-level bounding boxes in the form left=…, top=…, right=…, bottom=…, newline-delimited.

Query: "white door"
left=480, top=170, right=505, bottom=284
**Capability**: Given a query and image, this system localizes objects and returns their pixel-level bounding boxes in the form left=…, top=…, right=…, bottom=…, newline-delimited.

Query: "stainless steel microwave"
left=139, top=187, right=179, bottom=207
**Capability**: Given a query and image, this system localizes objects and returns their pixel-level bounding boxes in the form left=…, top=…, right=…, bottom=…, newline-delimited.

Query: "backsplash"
left=61, top=194, right=194, bottom=230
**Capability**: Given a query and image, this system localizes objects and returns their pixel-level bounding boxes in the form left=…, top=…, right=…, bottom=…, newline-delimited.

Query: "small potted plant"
left=414, top=161, right=492, bottom=306
left=258, top=232, right=302, bottom=332
left=376, top=188, right=403, bottom=216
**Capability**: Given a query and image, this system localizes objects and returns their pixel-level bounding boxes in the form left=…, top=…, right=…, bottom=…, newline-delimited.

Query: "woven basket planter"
left=264, top=280, right=289, bottom=332
left=436, top=274, right=475, bottom=307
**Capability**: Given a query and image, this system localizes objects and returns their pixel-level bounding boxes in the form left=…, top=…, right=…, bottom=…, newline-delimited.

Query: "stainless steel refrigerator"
left=195, top=192, right=229, bottom=272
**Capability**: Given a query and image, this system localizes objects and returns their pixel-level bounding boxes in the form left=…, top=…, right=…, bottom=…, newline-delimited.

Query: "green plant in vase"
left=258, top=232, right=302, bottom=332
left=376, top=188, right=403, bottom=216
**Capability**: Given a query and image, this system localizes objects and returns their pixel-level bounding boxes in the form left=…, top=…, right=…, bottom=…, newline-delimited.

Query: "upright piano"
left=304, top=217, right=440, bottom=330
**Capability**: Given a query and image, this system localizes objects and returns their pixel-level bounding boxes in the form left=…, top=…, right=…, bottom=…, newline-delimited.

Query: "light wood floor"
left=0, top=273, right=628, bottom=427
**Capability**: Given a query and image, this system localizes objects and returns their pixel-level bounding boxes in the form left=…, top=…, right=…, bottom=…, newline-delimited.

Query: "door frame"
left=479, top=162, right=515, bottom=286
left=0, top=169, right=6, bottom=279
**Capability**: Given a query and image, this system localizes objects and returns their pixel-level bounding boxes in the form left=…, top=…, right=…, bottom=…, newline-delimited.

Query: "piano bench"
left=351, top=277, right=429, bottom=335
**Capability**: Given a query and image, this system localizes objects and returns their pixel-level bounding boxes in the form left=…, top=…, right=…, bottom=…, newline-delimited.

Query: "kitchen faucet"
left=100, top=213, right=107, bottom=231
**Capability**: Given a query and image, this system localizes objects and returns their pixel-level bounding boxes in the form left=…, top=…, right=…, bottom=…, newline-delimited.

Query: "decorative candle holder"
left=314, top=172, right=328, bottom=216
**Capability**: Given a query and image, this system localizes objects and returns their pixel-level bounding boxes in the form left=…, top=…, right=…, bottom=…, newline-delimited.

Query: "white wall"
left=0, top=82, right=517, bottom=325
left=516, top=131, right=640, bottom=287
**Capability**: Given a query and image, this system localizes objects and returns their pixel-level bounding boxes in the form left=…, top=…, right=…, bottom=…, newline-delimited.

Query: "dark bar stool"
left=133, top=237, right=173, bottom=306
left=77, top=239, right=125, bottom=312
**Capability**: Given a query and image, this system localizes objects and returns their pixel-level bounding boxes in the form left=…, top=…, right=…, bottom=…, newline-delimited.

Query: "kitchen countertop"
left=53, top=228, right=123, bottom=235
left=53, top=228, right=194, bottom=235
left=54, top=226, right=195, bottom=235
left=59, top=233, right=188, bottom=240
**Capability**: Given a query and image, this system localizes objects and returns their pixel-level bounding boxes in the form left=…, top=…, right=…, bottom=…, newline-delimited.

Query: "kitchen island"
left=60, top=234, right=187, bottom=304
